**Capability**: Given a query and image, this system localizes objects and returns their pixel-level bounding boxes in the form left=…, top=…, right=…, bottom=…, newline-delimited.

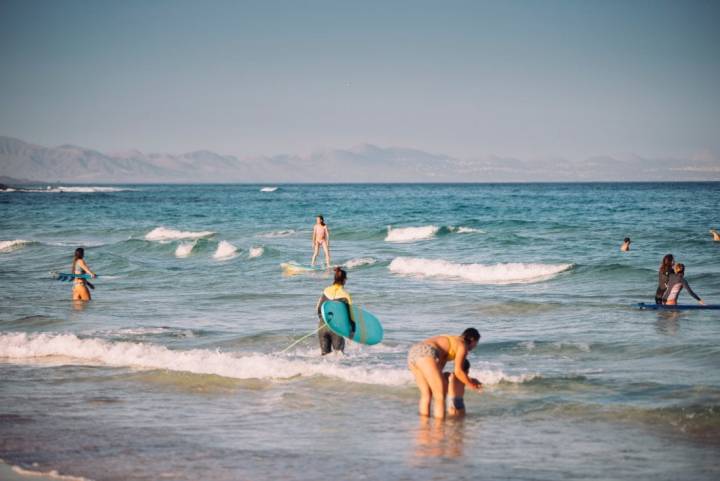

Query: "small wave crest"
left=385, top=225, right=439, bottom=242
left=145, top=226, right=215, bottom=241
left=451, top=226, right=485, bottom=234
left=248, top=246, right=264, bottom=258
left=0, top=333, right=534, bottom=387
left=213, top=241, right=238, bottom=260
left=259, top=229, right=295, bottom=238
left=0, top=239, right=32, bottom=253
left=22, top=186, right=132, bottom=193
left=389, top=257, right=573, bottom=284
left=260, top=186, right=278, bottom=192
left=175, top=240, right=197, bottom=258
left=343, top=257, right=377, bottom=269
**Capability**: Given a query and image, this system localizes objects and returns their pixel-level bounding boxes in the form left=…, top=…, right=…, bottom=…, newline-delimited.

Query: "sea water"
left=1, top=183, right=719, bottom=481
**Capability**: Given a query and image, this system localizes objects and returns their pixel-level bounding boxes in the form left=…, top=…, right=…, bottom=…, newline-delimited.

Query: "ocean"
left=1, top=183, right=719, bottom=481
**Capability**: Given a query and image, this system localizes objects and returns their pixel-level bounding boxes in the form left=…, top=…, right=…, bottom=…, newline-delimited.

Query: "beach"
left=1, top=182, right=719, bottom=480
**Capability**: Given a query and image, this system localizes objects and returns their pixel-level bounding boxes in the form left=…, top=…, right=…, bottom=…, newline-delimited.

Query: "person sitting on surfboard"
left=311, top=215, right=331, bottom=268
left=407, top=328, right=482, bottom=419
left=662, top=263, right=704, bottom=306
left=71, top=247, right=96, bottom=301
left=444, top=358, right=478, bottom=417
left=315, top=267, right=352, bottom=355
left=655, top=254, right=674, bottom=305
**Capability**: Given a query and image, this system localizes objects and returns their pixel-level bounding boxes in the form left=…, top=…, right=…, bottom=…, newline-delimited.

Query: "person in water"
left=315, top=267, right=352, bottom=355
left=710, top=229, right=720, bottom=242
left=407, top=328, right=482, bottom=419
left=655, top=254, right=674, bottom=305
left=71, top=247, right=96, bottom=301
left=662, top=263, right=705, bottom=306
left=311, top=215, right=331, bottom=268
left=444, top=358, right=478, bottom=417
left=620, top=237, right=631, bottom=251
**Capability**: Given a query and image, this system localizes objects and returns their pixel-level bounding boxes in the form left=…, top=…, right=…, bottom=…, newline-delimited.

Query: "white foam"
left=389, top=257, right=573, bottom=284
left=145, top=227, right=215, bottom=241
left=385, top=225, right=439, bottom=242
left=260, top=186, right=278, bottom=192
left=0, top=239, right=32, bottom=253
left=0, top=333, right=534, bottom=388
left=8, top=463, right=92, bottom=481
left=213, top=240, right=238, bottom=260
left=343, top=257, right=377, bottom=269
left=259, top=229, right=295, bottom=238
left=248, top=246, right=264, bottom=258
left=174, top=241, right=196, bottom=258
left=452, top=226, right=485, bottom=234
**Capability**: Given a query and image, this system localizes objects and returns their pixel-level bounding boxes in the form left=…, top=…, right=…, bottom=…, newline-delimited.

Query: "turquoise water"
left=1, top=183, right=719, bottom=481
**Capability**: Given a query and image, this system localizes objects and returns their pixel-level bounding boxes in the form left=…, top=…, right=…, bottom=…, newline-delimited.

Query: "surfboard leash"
left=280, top=326, right=324, bottom=354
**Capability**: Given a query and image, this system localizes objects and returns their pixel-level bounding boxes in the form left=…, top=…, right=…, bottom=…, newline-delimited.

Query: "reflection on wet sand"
left=414, top=417, right=466, bottom=459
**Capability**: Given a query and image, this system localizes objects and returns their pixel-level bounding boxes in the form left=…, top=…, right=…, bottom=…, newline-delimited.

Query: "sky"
left=0, top=0, right=719, bottom=163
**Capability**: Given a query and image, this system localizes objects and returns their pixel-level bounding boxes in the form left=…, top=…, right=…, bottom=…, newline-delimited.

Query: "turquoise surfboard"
left=51, top=272, right=96, bottom=282
left=321, top=300, right=384, bottom=345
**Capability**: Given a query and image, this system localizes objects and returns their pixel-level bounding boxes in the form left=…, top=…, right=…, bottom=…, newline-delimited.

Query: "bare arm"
left=77, top=259, right=96, bottom=278
left=453, top=346, right=481, bottom=390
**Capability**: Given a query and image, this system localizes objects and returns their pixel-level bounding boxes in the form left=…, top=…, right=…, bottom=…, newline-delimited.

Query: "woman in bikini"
left=311, top=215, right=331, bottom=268
left=407, top=328, right=482, bottom=419
left=71, top=247, right=96, bottom=301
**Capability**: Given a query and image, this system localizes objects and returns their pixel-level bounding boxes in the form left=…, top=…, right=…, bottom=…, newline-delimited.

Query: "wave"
left=0, top=333, right=535, bottom=387
left=389, top=257, right=574, bottom=284
left=213, top=241, right=238, bottom=260
left=343, top=257, right=377, bottom=269
left=385, top=225, right=439, bottom=242
left=258, top=229, right=295, bottom=238
left=0, top=239, right=32, bottom=253
left=0, top=460, right=91, bottom=481
left=260, top=186, right=278, bottom=192
left=145, top=226, right=215, bottom=241
left=451, top=226, right=485, bottom=234
left=248, top=246, right=264, bottom=258
left=174, top=240, right=197, bottom=258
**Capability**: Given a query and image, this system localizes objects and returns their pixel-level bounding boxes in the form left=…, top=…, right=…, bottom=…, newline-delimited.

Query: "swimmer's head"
left=317, top=215, right=325, bottom=226
left=461, top=328, right=481, bottom=349
left=334, top=267, right=347, bottom=285
left=624, top=237, right=631, bottom=243
left=74, top=247, right=84, bottom=260
left=674, top=263, right=685, bottom=274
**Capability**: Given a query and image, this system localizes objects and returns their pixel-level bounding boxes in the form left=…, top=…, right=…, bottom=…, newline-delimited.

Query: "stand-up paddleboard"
left=637, top=302, right=720, bottom=310
left=281, top=262, right=326, bottom=275
left=321, top=300, right=384, bottom=345
left=51, top=272, right=96, bottom=282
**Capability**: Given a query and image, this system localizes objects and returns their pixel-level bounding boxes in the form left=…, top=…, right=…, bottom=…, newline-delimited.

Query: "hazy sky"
left=1, top=0, right=718, bottom=161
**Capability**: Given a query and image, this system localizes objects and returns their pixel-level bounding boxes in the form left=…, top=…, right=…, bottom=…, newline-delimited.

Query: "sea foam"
left=0, top=239, right=32, bottom=253
left=0, top=332, right=534, bottom=387
left=260, top=186, right=278, bottom=192
left=213, top=240, right=238, bottom=260
left=343, top=257, right=377, bottom=269
left=175, top=241, right=196, bottom=258
left=389, top=257, right=573, bottom=284
left=248, top=246, right=265, bottom=258
left=145, top=227, right=215, bottom=241
left=22, top=186, right=132, bottom=193
left=385, top=225, right=439, bottom=242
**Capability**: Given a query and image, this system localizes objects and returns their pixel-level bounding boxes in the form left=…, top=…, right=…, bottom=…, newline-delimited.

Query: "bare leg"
left=414, top=356, right=446, bottom=419
left=311, top=243, right=319, bottom=266
left=322, top=242, right=331, bottom=268
left=72, top=284, right=91, bottom=301
left=410, top=364, right=432, bottom=417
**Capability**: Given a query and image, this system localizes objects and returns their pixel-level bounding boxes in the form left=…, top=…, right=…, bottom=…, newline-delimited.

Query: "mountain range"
left=0, top=135, right=718, bottom=183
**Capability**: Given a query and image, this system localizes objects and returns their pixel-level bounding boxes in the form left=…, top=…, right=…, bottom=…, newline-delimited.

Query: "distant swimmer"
left=710, top=229, right=720, bottom=241
left=655, top=254, right=674, bottom=305
left=444, top=358, right=478, bottom=417
left=663, top=263, right=704, bottom=306
left=316, top=267, right=351, bottom=355
left=407, top=328, right=482, bottom=419
left=620, top=237, right=631, bottom=251
left=311, top=215, right=331, bottom=268
left=71, top=247, right=96, bottom=301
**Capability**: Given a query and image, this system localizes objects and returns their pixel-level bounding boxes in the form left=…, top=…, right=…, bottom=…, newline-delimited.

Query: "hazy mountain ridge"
left=0, top=136, right=718, bottom=182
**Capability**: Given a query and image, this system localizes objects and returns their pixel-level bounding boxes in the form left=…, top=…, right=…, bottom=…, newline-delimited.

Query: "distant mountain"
left=0, top=135, right=718, bottom=182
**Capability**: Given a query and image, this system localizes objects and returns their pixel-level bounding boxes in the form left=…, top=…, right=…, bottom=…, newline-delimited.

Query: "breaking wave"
left=145, top=227, right=215, bottom=241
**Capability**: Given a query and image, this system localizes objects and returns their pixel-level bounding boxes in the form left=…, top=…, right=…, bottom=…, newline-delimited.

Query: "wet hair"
left=675, top=263, right=685, bottom=274
left=72, top=247, right=84, bottom=273
left=624, top=237, right=631, bottom=243
left=317, top=215, right=325, bottom=226
left=333, top=267, right=347, bottom=285
left=661, top=254, right=674, bottom=272
left=461, top=328, right=480, bottom=345
left=461, top=359, right=470, bottom=373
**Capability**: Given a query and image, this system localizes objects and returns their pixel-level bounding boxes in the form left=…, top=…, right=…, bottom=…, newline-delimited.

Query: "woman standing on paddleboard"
left=407, top=328, right=482, bottom=419
left=71, top=247, right=96, bottom=301
left=311, top=215, right=331, bottom=268
left=315, top=267, right=351, bottom=355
